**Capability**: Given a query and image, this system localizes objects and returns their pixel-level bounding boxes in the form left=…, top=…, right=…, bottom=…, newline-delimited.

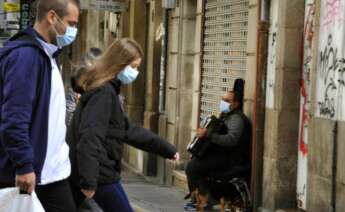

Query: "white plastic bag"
left=0, top=187, right=45, bottom=212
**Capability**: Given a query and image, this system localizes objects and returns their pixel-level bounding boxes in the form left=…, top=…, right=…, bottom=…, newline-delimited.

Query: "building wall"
left=244, top=0, right=262, bottom=208
left=164, top=0, right=197, bottom=165
left=120, top=0, right=201, bottom=179
left=261, top=0, right=345, bottom=211
left=162, top=0, right=261, bottom=189
left=121, top=0, right=147, bottom=172
left=142, top=0, right=164, bottom=176
left=306, top=0, right=345, bottom=211
left=261, top=0, right=304, bottom=210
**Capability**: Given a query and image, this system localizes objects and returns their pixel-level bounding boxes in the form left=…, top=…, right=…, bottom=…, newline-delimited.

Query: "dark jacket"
left=0, top=27, right=53, bottom=184
left=206, top=109, right=252, bottom=166
left=67, top=79, right=177, bottom=190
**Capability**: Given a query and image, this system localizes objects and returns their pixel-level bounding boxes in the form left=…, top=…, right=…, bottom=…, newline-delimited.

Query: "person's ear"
left=46, top=10, right=56, bottom=25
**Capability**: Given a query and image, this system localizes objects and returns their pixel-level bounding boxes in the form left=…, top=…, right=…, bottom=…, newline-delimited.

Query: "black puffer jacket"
left=67, top=79, right=177, bottom=190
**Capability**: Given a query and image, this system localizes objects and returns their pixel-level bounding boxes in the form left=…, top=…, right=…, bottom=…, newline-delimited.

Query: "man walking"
left=0, top=0, right=79, bottom=211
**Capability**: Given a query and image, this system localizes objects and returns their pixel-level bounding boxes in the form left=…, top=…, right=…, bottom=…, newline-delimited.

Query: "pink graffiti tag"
left=323, top=0, right=343, bottom=27
left=299, top=80, right=309, bottom=156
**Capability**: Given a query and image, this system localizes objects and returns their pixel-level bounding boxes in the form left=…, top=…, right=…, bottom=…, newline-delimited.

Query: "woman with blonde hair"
left=67, top=38, right=179, bottom=212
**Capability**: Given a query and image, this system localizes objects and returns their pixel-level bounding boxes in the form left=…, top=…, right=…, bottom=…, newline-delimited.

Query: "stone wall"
left=306, top=0, right=345, bottom=211
left=165, top=0, right=197, bottom=164
left=261, top=0, right=304, bottom=210
left=262, top=0, right=345, bottom=211
left=121, top=0, right=147, bottom=172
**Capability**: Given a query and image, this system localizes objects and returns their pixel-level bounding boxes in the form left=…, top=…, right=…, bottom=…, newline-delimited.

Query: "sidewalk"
left=122, top=169, right=187, bottom=212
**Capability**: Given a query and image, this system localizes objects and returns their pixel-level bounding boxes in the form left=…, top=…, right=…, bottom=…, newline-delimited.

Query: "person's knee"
left=185, top=160, right=199, bottom=178
left=185, top=161, right=192, bottom=177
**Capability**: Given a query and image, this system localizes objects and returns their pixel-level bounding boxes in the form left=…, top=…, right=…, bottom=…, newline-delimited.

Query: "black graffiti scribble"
left=318, top=34, right=339, bottom=118
left=339, top=58, right=345, bottom=87
left=304, top=56, right=312, bottom=67
left=319, top=34, right=339, bottom=83
left=318, top=77, right=337, bottom=118
left=338, top=59, right=345, bottom=119
left=269, top=32, right=277, bottom=66
left=272, top=32, right=277, bottom=46
left=318, top=95, right=336, bottom=118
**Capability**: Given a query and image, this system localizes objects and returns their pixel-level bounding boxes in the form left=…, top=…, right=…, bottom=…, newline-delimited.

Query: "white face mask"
left=219, top=100, right=231, bottom=113
left=117, top=65, right=139, bottom=84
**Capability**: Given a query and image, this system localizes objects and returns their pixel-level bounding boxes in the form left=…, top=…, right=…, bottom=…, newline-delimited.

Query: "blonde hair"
left=78, top=38, right=143, bottom=91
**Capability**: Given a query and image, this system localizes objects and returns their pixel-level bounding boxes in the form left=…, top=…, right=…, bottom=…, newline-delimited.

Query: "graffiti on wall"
left=265, top=0, right=278, bottom=108
left=316, top=0, right=345, bottom=120
left=323, top=0, right=343, bottom=27
left=266, top=30, right=277, bottom=108
left=297, top=1, right=315, bottom=209
left=318, top=34, right=339, bottom=118
left=299, top=1, right=315, bottom=157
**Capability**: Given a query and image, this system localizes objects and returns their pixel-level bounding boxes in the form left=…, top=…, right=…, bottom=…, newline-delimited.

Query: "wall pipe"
left=331, top=121, right=338, bottom=212
left=158, top=7, right=170, bottom=184
left=251, top=0, right=270, bottom=210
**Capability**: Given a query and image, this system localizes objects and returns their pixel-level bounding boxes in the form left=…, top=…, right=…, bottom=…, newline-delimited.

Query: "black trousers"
left=186, top=156, right=227, bottom=192
left=36, top=179, right=77, bottom=212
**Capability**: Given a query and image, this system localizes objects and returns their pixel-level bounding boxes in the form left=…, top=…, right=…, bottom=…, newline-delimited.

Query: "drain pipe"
left=157, top=7, right=171, bottom=184
left=251, top=0, right=270, bottom=210
left=331, top=121, right=338, bottom=212
left=159, top=8, right=170, bottom=113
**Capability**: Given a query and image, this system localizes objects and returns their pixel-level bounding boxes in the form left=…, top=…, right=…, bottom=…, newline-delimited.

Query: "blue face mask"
left=56, top=26, right=78, bottom=48
left=219, top=100, right=231, bottom=113
left=54, top=14, right=78, bottom=48
left=118, top=65, right=139, bottom=84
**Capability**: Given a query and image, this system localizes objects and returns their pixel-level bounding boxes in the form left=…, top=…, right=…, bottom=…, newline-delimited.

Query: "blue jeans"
left=93, top=182, right=134, bottom=212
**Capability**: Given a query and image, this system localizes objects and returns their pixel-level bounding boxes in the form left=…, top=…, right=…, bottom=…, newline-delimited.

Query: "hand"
left=76, top=94, right=81, bottom=104
left=196, top=128, right=207, bottom=138
left=172, top=152, right=180, bottom=161
left=81, top=189, right=95, bottom=199
left=15, top=172, right=36, bottom=194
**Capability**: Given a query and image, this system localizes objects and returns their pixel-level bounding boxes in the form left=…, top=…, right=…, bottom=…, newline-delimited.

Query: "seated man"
left=184, top=88, right=251, bottom=211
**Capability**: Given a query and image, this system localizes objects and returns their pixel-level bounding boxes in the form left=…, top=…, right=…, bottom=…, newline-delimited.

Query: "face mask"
left=54, top=15, right=78, bottom=47
left=219, top=100, right=231, bottom=113
left=118, top=65, right=139, bottom=84
left=56, top=26, right=78, bottom=48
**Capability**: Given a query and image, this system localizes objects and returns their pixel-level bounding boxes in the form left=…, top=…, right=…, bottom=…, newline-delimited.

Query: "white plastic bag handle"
left=0, top=187, right=45, bottom=212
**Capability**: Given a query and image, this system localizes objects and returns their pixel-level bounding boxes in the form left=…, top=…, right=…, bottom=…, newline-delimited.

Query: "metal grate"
left=200, top=0, right=249, bottom=120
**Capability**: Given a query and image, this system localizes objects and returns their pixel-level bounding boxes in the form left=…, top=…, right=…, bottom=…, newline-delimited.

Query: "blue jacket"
left=0, top=27, right=52, bottom=184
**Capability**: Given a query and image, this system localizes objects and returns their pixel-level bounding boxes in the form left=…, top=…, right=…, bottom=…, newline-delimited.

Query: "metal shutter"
left=200, top=0, right=249, bottom=120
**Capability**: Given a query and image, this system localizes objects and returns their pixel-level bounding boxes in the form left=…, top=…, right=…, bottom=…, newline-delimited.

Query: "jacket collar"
left=110, top=78, right=122, bottom=94
left=6, top=26, right=63, bottom=58
left=79, top=78, right=122, bottom=104
left=220, top=108, right=242, bottom=119
left=37, top=38, right=59, bottom=58
left=25, top=27, right=62, bottom=58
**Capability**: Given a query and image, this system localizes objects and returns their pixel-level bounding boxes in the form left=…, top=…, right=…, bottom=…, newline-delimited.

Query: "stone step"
left=276, top=209, right=303, bottom=212
left=172, top=170, right=188, bottom=192
left=258, top=208, right=303, bottom=212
